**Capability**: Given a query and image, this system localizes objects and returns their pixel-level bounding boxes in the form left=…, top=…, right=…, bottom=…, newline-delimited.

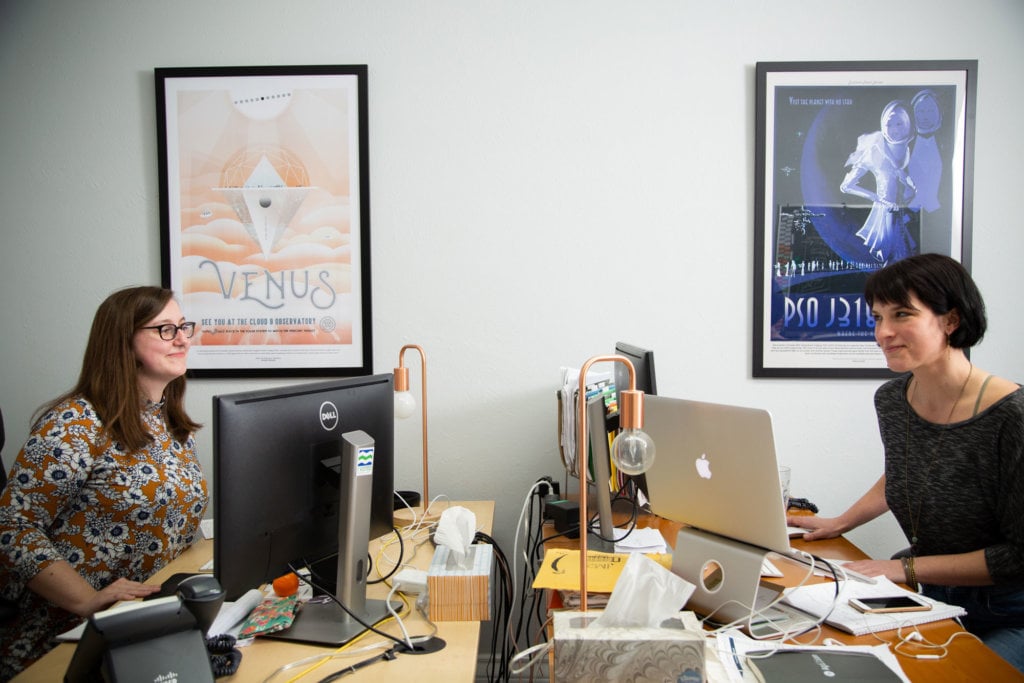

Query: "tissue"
left=592, top=552, right=695, bottom=628
left=427, top=506, right=491, bottom=621
left=434, top=505, right=476, bottom=569
left=553, top=610, right=705, bottom=683
left=553, top=554, right=703, bottom=682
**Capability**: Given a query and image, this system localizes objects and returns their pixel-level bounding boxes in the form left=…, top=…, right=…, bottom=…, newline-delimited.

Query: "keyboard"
left=785, top=550, right=878, bottom=584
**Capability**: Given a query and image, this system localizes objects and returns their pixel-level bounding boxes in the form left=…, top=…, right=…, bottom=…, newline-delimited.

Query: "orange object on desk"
left=271, top=572, right=300, bottom=597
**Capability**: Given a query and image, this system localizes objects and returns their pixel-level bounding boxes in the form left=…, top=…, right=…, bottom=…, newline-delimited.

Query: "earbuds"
left=898, top=629, right=946, bottom=661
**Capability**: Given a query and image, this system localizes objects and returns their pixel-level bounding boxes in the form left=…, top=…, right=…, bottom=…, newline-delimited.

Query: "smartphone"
left=849, top=594, right=932, bottom=613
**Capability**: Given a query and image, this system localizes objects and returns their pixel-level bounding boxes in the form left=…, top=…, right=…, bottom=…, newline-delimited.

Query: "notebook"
left=745, top=649, right=903, bottom=682
left=643, top=395, right=791, bottom=555
left=780, top=576, right=966, bottom=636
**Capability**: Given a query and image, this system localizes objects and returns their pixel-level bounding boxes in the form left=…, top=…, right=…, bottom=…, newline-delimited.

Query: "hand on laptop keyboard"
left=819, top=560, right=878, bottom=584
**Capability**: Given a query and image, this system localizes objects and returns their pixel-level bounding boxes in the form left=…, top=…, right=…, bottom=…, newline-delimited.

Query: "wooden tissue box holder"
left=426, top=543, right=492, bottom=621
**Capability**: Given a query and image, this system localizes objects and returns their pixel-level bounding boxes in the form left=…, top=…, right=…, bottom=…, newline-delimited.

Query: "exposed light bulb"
left=394, top=390, right=416, bottom=419
left=610, top=427, right=656, bottom=475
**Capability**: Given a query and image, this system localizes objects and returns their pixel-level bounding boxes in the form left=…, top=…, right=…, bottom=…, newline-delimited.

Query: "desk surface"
left=548, top=511, right=1023, bottom=683
left=15, top=500, right=494, bottom=683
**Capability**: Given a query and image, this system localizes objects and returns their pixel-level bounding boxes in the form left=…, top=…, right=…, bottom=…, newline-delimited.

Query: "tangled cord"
left=205, top=634, right=242, bottom=677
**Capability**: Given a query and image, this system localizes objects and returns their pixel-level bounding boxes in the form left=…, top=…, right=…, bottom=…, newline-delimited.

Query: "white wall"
left=2, top=0, right=1022, bottom=587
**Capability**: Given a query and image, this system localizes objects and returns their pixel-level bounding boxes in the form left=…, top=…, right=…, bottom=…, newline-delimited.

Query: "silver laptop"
left=643, top=395, right=791, bottom=555
left=642, top=395, right=811, bottom=631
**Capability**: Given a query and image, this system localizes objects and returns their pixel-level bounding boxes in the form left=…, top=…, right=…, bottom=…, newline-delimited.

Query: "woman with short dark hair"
left=793, top=253, right=1024, bottom=673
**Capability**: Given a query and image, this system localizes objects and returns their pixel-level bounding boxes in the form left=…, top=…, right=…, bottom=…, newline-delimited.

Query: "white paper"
left=781, top=576, right=966, bottom=635
left=613, top=527, right=668, bottom=554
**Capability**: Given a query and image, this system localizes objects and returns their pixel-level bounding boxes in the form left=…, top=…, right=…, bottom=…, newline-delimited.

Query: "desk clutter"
left=529, top=540, right=971, bottom=682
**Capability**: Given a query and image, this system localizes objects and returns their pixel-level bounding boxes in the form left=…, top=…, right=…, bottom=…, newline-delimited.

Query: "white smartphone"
left=849, top=594, right=932, bottom=614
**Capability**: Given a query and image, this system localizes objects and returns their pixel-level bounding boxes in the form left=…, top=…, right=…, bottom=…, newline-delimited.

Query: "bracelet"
left=901, top=556, right=918, bottom=589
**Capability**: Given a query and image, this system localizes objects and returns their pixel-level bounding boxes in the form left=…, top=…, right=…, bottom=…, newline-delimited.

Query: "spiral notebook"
left=780, top=576, right=965, bottom=636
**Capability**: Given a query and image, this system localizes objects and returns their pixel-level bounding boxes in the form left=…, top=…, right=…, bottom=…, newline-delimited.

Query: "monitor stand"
left=270, top=430, right=400, bottom=646
left=280, top=598, right=395, bottom=646
left=671, top=526, right=766, bottom=628
left=672, top=527, right=818, bottom=637
left=586, top=395, right=616, bottom=554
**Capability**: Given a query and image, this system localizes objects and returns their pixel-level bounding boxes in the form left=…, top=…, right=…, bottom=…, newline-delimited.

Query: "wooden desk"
left=15, top=501, right=494, bottom=683
left=545, top=511, right=1023, bottom=682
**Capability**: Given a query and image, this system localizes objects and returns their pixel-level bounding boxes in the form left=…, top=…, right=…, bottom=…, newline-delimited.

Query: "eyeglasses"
left=140, top=322, right=197, bottom=341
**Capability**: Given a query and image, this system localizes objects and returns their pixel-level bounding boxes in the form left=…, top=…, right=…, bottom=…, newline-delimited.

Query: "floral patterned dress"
left=0, top=397, right=208, bottom=679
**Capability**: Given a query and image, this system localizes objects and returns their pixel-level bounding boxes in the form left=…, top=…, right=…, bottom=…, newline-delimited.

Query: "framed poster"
left=753, top=60, right=977, bottom=378
left=156, top=65, right=372, bottom=378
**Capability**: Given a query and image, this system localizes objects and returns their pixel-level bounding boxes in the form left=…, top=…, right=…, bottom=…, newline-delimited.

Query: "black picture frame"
left=753, top=60, right=977, bottom=379
left=156, top=65, right=372, bottom=378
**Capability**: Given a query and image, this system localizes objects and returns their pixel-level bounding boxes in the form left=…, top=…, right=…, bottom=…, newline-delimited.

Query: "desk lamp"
left=394, top=344, right=430, bottom=516
left=576, top=355, right=656, bottom=611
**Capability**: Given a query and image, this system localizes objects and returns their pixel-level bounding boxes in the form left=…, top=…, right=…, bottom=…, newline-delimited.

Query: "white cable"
left=505, top=480, right=547, bottom=665
left=511, top=480, right=547, bottom=610
left=259, top=642, right=392, bottom=683
left=385, top=583, right=415, bottom=650
left=509, top=641, right=553, bottom=675
left=421, top=493, right=451, bottom=525
left=410, top=594, right=439, bottom=643
left=701, top=549, right=829, bottom=643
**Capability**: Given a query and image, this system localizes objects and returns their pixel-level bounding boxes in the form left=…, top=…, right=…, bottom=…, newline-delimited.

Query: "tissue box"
left=552, top=610, right=705, bottom=683
left=426, top=543, right=492, bottom=621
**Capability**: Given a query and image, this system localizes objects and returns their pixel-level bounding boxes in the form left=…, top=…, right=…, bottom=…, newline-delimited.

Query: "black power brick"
left=544, top=500, right=580, bottom=538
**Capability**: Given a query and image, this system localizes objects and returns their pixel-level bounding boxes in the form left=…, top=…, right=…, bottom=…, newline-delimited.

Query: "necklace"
left=904, top=363, right=973, bottom=556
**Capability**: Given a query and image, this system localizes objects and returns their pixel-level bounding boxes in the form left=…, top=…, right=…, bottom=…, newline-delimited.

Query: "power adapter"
left=545, top=499, right=580, bottom=538
left=536, top=476, right=561, bottom=499
left=393, top=568, right=428, bottom=595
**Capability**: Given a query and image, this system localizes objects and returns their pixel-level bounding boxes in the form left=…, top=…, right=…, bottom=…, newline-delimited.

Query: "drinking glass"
left=778, top=465, right=792, bottom=512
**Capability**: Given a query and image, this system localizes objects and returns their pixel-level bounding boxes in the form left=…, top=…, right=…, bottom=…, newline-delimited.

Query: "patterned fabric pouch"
left=238, top=595, right=299, bottom=637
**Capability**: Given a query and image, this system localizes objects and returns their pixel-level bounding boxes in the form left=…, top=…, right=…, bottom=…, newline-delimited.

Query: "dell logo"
left=319, top=401, right=339, bottom=431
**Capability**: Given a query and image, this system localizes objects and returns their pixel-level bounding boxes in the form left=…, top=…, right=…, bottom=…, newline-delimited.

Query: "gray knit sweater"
left=877, top=375, right=1024, bottom=585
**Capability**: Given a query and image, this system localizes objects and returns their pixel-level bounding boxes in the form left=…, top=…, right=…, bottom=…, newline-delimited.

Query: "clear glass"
left=779, top=465, right=792, bottom=511
left=610, top=428, right=656, bottom=476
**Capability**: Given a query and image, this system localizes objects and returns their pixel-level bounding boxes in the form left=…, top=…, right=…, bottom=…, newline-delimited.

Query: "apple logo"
left=695, top=453, right=712, bottom=479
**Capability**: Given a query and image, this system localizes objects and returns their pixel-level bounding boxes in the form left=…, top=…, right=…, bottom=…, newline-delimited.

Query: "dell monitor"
left=212, top=374, right=397, bottom=644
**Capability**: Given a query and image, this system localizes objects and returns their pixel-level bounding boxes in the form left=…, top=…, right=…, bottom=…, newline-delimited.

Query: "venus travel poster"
left=156, top=66, right=372, bottom=377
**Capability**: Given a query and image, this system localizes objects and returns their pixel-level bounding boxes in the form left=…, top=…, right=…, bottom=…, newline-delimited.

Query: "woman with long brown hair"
left=0, top=286, right=208, bottom=679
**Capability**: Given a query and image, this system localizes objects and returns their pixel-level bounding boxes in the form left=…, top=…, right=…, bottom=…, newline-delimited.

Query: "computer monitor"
left=585, top=394, right=616, bottom=552
left=613, top=341, right=657, bottom=396
left=212, top=375, right=395, bottom=631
